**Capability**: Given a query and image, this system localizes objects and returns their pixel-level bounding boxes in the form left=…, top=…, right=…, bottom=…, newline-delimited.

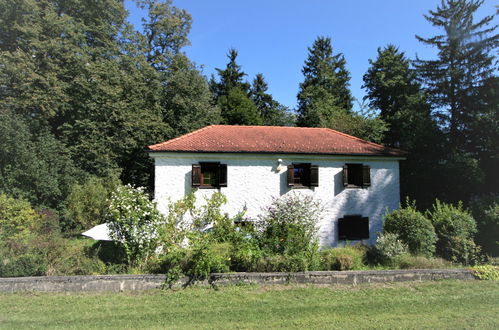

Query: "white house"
left=148, top=125, right=405, bottom=248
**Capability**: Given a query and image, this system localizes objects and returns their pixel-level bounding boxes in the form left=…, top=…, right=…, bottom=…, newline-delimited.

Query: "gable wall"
left=151, top=152, right=401, bottom=247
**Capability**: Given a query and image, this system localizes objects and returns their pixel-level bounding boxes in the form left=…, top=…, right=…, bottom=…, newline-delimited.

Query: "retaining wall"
left=0, top=269, right=475, bottom=293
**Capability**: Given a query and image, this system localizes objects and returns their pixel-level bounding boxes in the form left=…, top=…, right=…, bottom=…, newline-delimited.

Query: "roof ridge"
left=148, top=125, right=215, bottom=149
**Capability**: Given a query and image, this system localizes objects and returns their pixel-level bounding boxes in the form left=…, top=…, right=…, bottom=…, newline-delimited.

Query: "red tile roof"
left=148, top=125, right=405, bottom=157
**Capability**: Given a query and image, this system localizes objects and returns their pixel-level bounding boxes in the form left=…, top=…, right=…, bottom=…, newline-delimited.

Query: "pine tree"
left=250, top=74, right=295, bottom=126
left=212, top=49, right=260, bottom=125
left=363, top=45, right=435, bottom=149
left=297, top=36, right=353, bottom=127
left=415, top=0, right=498, bottom=151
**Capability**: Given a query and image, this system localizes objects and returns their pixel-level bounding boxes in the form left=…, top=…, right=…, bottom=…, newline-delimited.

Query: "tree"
left=297, top=36, right=353, bottom=127
left=363, top=45, right=437, bottom=149
left=218, top=88, right=262, bottom=125
left=162, top=55, right=221, bottom=137
left=250, top=74, right=295, bottom=126
left=211, top=48, right=251, bottom=98
left=415, top=0, right=498, bottom=151
left=211, top=49, right=260, bottom=125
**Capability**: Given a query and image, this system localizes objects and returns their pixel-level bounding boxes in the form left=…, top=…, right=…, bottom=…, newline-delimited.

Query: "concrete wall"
left=151, top=152, right=401, bottom=247
left=0, top=269, right=475, bottom=293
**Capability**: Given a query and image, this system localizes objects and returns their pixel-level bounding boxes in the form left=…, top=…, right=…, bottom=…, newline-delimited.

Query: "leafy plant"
left=320, top=246, right=366, bottom=271
left=257, top=194, right=323, bottom=255
left=106, top=184, right=165, bottom=267
left=383, top=199, right=436, bottom=257
left=428, top=200, right=479, bottom=264
left=369, top=232, right=409, bottom=266
left=470, top=265, right=499, bottom=281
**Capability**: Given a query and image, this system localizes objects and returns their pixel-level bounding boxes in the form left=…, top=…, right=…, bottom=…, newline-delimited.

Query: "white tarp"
left=81, top=223, right=113, bottom=241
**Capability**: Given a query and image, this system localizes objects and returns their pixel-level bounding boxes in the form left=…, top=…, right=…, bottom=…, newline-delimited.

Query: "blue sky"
left=124, top=0, right=497, bottom=111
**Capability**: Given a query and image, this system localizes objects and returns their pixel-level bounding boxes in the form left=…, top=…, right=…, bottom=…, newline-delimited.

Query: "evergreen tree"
left=415, top=0, right=497, bottom=151
left=363, top=45, right=436, bottom=149
left=211, top=48, right=251, bottom=97
left=297, top=36, right=353, bottom=127
left=212, top=49, right=260, bottom=125
left=218, top=88, right=262, bottom=125
left=250, top=74, right=295, bottom=126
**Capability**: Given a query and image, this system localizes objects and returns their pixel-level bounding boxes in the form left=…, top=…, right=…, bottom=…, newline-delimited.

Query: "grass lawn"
left=0, top=280, right=497, bottom=329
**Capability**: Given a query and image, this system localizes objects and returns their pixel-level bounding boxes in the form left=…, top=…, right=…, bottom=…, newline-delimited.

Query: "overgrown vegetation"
left=0, top=0, right=497, bottom=278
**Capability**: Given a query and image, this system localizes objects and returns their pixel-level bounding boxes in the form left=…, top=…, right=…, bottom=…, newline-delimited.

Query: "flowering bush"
left=368, top=232, right=409, bottom=265
left=257, top=194, right=323, bottom=255
left=106, top=184, right=165, bottom=267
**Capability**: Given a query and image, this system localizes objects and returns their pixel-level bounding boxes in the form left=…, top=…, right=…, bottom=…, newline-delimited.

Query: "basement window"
left=338, top=215, right=369, bottom=240
left=342, top=164, right=371, bottom=188
left=287, top=163, right=319, bottom=188
left=192, top=162, right=227, bottom=188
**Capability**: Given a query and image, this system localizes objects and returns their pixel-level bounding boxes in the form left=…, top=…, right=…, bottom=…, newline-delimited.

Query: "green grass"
left=0, top=280, right=497, bottom=329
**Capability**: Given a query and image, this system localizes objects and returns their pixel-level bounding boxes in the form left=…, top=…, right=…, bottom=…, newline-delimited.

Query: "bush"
left=0, top=194, right=39, bottom=251
left=255, top=247, right=321, bottom=272
left=320, top=246, right=366, bottom=271
left=470, top=195, right=499, bottom=257
left=428, top=200, right=478, bottom=264
left=368, top=233, right=409, bottom=266
left=106, top=184, right=165, bottom=267
left=184, top=238, right=231, bottom=281
left=384, top=199, right=436, bottom=257
left=470, top=265, right=499, bottom=281
left=0, top=252, right=47, bottom=277
left=45, top=239, right=107, bottom=276
left=392, top=255, right=452, bottom=269
left=257, top=194, right=322, bottom=255
left=64, top=175, right=120, bottom=232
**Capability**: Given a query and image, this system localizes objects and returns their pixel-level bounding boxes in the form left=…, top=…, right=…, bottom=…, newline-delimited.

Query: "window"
left=338, top=215, right=369, bottom=240
left=342, top=163, right=370, bottom=188
left=287, top=163, right=319, bottom=188
left=192, top=162, right=227, bottom=188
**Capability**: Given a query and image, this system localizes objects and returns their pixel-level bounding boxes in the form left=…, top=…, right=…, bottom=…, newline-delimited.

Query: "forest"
left=0, top=0, right=497, bottom=276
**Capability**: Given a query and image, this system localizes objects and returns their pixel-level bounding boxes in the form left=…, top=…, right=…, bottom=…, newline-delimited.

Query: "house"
left=148, top=125, right=405, bottom=248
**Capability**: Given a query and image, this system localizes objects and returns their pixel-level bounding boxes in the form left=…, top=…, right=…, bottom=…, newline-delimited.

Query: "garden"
left=1, top=179, right=498, bottom=284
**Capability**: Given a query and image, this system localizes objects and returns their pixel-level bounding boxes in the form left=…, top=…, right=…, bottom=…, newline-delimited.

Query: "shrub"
left=470, top=194, right=499, bottom=257
left=184, top=237, right=231, bottom=281
left=470, top=265, right=499, bottom=281
left=0, top=252, right=47, bottom=277
left=106, top=184, right=165, bottom=267
left=257, top=194, right=323, bottom=255
left=0, top=194, right=39, bottom=251
left=368, top=233, right=409, bottom=266
left=64, top=175, right=120, bottom=232
left=383, top=199, right=436, bottom=257
left=392, top=255, right=452, bottom=269
left=45, top=239, right=107, bottom=276
left=428, top=200, right=479, bottom=264
left=320, top=246, right=366, bottom=271
left=255, top=247, right=321, bottom=272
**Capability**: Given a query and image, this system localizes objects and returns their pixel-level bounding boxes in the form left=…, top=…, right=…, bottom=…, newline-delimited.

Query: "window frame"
left=192, top=162, right=227, bottom=189
left=338, top=215, right=370, bottom=240
left=343, top=163, right=371, bottom=188
left=287, top=163, right=319, bottom=188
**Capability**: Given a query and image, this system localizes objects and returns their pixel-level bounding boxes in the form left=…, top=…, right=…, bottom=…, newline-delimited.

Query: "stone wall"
left=0, top=269, right=475, bottom=293
left=151, top=152, right=401, bottom=247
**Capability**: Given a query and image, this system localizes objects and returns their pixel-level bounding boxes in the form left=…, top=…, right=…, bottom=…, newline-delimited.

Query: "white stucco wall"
left=150, top=152, right=401, bottom=247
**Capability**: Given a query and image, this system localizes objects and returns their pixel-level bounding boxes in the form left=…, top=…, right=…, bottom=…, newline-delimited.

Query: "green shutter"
left=218, top=164, right=227, bottom=187
left=310, top=165, right=319, bottom=187
left=362, top=165, right=371, bottom=187
left=342, top=164, right=348, bottom=187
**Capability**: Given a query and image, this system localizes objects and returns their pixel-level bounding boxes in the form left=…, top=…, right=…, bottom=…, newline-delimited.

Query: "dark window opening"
left=192, top=162, right=227, bottom=188
left=288, top=163, right=319, bottom=188
left=338, top=215, right=369, bottom=240
left=343, top=164, right=370, bottom=188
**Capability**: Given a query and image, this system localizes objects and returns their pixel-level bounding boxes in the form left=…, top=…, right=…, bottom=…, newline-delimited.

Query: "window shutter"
left=310, top=165, right=319, bottom=187
left=362, top=165, right=371, bottom=187
left=342, top=164, right=348, bottom=187
left=218, top=164, right=227, bottom=187
left=287, top=164, right=294, bottom=187
left=192, top=164, right=201, bottom=187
